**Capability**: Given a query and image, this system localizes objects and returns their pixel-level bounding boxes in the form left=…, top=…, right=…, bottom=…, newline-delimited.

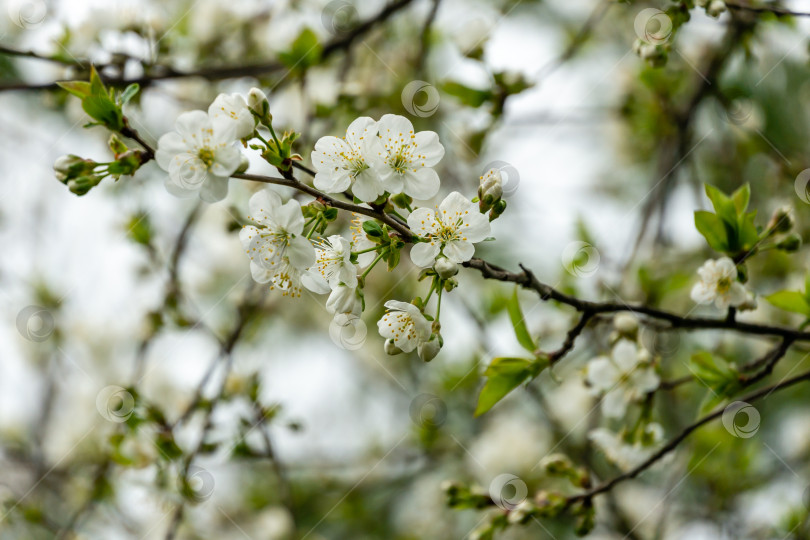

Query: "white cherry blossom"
left=208, top=93, right=254, bottom=140
left=375, top=114, right=445, bottom=200
left=326, top=284, right=361, bottom=316
left=155, top=110, right=241, bottom=202
left=407, top=191, right=491, bottom=267
left=690, top=257, right=750, bottom=310
left=588, top=423, right=664, bottom=471
left=310, top=235, right=358, bottom=289
left=584, top=340, right=659, bottom=418
left=377, top=300, right=431, bottom=353
left=239, top=190, right=315, bottom=297
left=350, top=214, right=378, bottom=268
left=311, top=117, right=385, bottom=202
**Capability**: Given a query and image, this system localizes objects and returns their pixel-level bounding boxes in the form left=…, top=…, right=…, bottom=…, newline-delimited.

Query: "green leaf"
left=507, top=287, right=535, bottom=353
left=704, top=184, right=737, bottom=227
left=694, top=211, right=729, bottom=252
left=279, top=28, right=322, bottom=70
left=120, top=83, right=140, bottom=105
left=737, top=211, right=760, bottom=252
left=441, top=81, right=492, bottom=108
left=689, top=351, right=740, bottom=397
left=804, top=274, right=810, bottom=302
left=698, top=391, right=728, bottom=417
left=362, top=220, right=384, bottom=238
left=765, top=290, right=810, bottom=316
left=82, top=94, right=123, bottom=131
left=731, top=184, right=750, bottom=214
left=56, top=80, right=92, bottom=98
left=474, top=357, right=539, bottom=416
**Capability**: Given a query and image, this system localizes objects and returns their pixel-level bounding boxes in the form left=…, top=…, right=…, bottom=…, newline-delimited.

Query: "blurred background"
left=2, top=0, right=810, bottom=538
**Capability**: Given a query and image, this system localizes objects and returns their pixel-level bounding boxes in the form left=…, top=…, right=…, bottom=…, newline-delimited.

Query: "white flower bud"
left=479, top=168, right=503, bottom=203
left=639, top=43, right=659, bottom=60
left=613, top=313, right=638, bottom=336
left=738, top=292, right=757, bottom=312
left=433, top=257, right=458, bottom=279
left=54, top=154, right=83, bottom=174
left=326, top=285, right=359, bottom=315
left=248, top=87, right=269, bottom=116
left=707, top=0, right=726, bottom=17
left=236, top=154, right=250, bottom=173
left=417, top=335, right=442, bottom=362
left=384, top=338, right=402, bottom=355
left=507, top=499, right=535, bottom=524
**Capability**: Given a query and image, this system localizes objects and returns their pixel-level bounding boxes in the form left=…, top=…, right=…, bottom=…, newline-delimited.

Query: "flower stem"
left=266, top=123, right=283, bottom=153
left=352, top=245, right=384, bottom=256
left=306, top=216, right=322, bottom=239
left=423, top=280, right=436, bottom=305
left=361, top=251, right=386, bottom=280
left=435, top=285, right=443, bottom=322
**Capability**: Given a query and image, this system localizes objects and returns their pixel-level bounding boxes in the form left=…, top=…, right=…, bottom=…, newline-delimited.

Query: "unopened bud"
left=384, top=338, right=402, bottom=356
left=417, top=335, right=442, bottom=362
left=489, top=199, right=507, bottom=221
left=54, top=154, right=94, bottom=182
left=613, top=313, right=638, bottom=338
left=67, top=175, right=102, bottom=196
left=434, top=257, right=458, bottom=279
left=248, top=87, right=269, bottom=117
left=507, top=499, right=536, bottom=525
left=776, top=233, right=801, bottom=253
left=707, top=0, right=726, bottom=17
left=236, top=154, right=250, bottom=173
left=767, top=205, right=794, bottom=234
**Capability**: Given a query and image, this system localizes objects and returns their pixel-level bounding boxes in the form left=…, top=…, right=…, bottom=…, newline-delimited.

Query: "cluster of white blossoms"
left=588, top=423, right=664, bottom=471
left=156, top=91, right=256, bottom=202
left=690, top=257, right=755, bottom=311
left=584, top=314, right=665, bottom=470
left=584, top=315, right=660, bottom=418
left=148, top=96, right=503, bottom=361
left=311, top=114, right=445, bottom=202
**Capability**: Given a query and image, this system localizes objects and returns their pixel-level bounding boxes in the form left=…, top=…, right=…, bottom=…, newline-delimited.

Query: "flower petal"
left=442, top=240, right=474, bottom=263
left=413, top=130, right=445, bottom=166
left=288, top=235, right=316, bottom=269
left=401, top=167, right=440, bottom=200
left=410, top=242, right=441, bottom=267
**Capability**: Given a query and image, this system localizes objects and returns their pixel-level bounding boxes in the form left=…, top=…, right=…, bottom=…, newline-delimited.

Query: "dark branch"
left=567, top=364, right=810, bottom=503
left=0, top=0, right=416, bottom=92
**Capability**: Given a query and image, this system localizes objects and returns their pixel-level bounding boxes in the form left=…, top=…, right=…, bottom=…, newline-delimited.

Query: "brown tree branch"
left=0, top=0, right=416, bottom=92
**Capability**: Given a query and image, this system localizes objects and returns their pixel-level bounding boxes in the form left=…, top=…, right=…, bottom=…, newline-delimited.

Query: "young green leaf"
left=765, top=290, right=810, bottom=316
left=507, top=287, right=536, bottom=353
left=119, top=83, right=140, bottom=106
left=474, top=357, right=540, bottom=416
left=731, top=184, right=750, bottom=214
left=704, top=184, right=738, bottom=227
left=56, top=80, right=92, bottom=98
left=694, top=211, right=729, bottom=252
